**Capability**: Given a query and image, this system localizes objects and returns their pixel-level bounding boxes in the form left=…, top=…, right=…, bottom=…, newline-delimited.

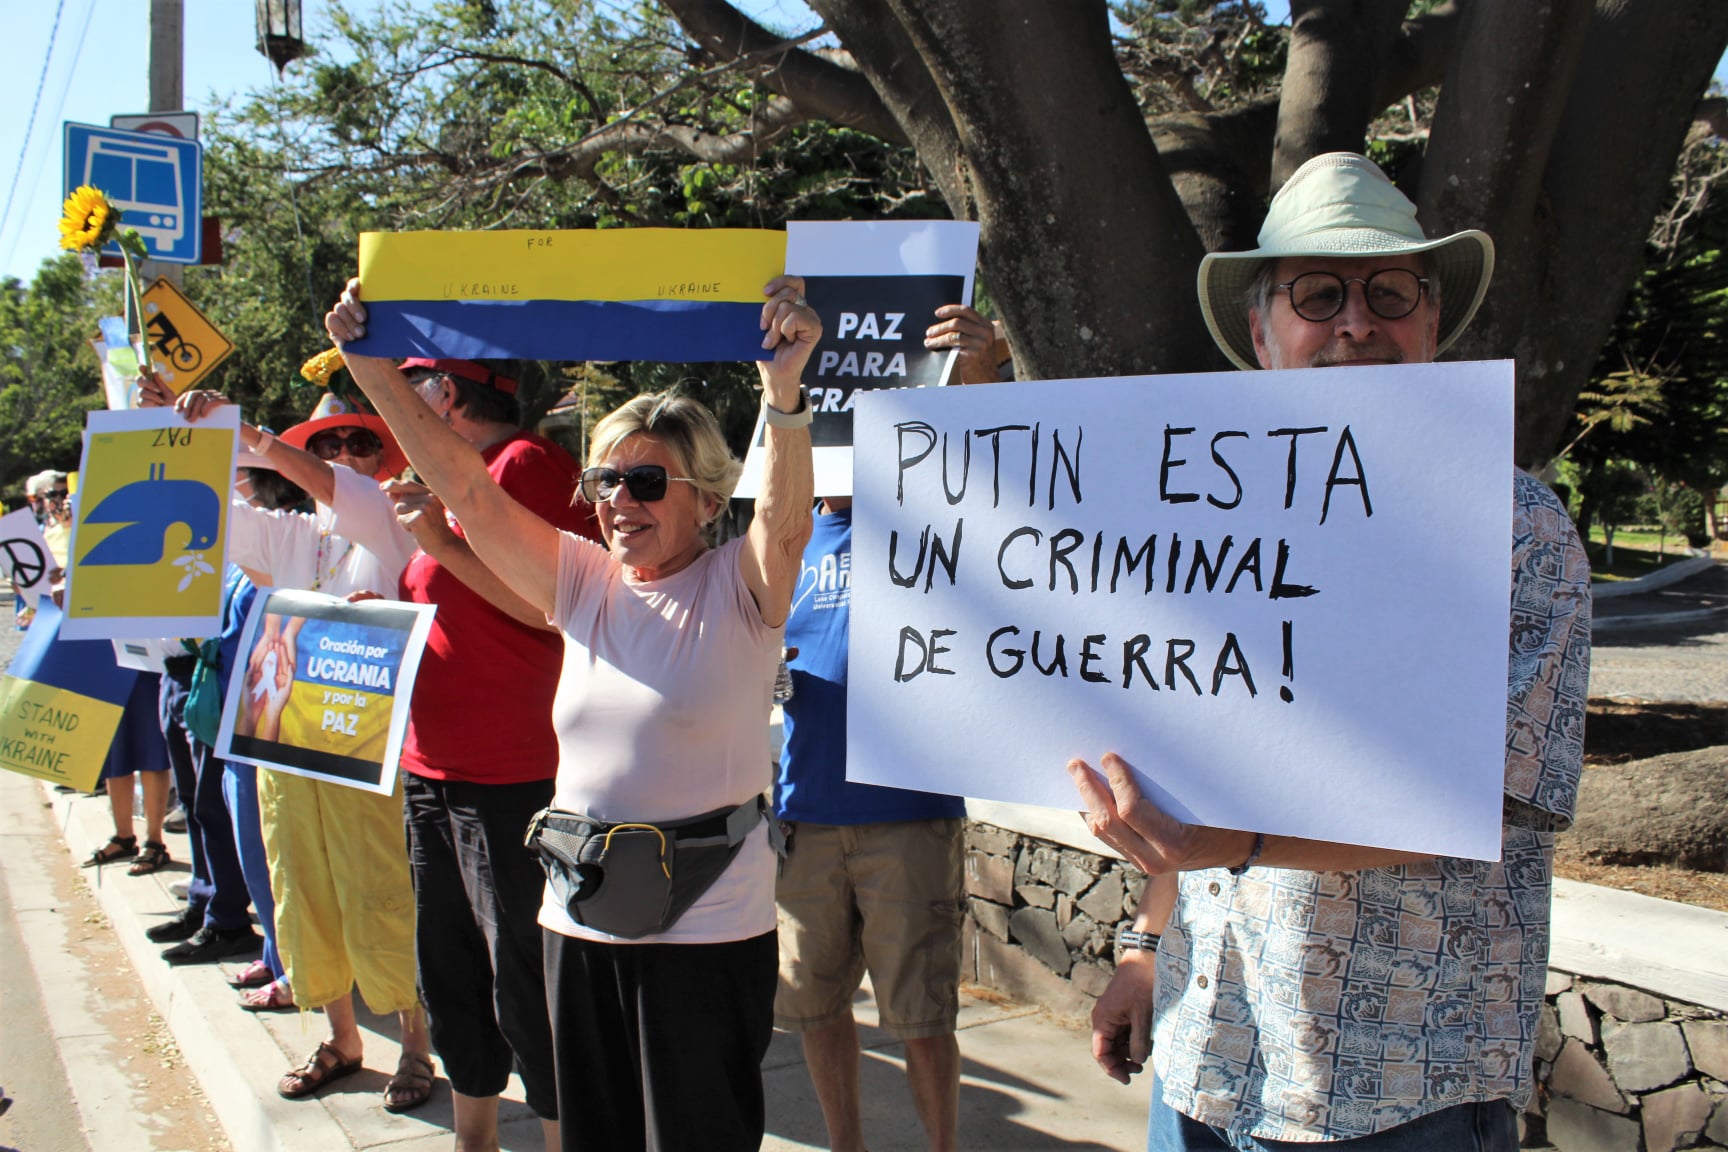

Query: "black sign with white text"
left=793, top=274, right=966, bottom=448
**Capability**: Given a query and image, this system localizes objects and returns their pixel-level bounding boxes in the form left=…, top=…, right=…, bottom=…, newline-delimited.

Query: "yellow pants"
left=259, top=769, right=418, bottom=1013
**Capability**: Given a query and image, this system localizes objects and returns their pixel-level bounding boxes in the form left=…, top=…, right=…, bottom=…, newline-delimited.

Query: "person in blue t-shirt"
left=772, top=302, right=998, bottom=1152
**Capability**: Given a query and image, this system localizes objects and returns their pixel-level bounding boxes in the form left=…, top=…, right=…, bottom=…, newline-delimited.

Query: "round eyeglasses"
left=1276, top=269, right=1429, bottom=323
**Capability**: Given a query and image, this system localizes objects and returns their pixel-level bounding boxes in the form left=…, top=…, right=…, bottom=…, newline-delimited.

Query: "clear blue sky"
left=2, top=0, right=1723, bottom=284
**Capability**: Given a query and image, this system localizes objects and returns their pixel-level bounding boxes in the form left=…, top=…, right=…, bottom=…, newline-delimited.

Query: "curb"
left=40, top=781, right=363, bottom=1152
left=1591, top=554, right=1716, bottom=599
left=1592, top=606, right=1728, bottom=633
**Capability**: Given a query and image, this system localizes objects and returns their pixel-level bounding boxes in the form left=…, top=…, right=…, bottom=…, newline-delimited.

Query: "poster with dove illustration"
left=62, top=406, right=238, bottom=640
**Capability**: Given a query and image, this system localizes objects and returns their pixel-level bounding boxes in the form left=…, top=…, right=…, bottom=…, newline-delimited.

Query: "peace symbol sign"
left=1, top=537, right=47, bottom=590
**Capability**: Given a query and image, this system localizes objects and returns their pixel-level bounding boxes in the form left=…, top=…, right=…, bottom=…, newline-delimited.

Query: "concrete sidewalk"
left=6, top=767, right=1149, bottom=1152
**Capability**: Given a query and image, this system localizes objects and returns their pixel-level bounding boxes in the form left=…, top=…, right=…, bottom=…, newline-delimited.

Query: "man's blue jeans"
left=1148, top=1080, right=1519, bottom=1152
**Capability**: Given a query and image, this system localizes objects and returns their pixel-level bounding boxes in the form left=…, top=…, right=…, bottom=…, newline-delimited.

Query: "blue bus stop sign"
left=63, top=123, right=202, bottom=265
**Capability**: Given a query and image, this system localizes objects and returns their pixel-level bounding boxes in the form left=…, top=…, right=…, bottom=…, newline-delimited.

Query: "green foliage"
left=1636, top=480, right=1707, bottom=549
left=1573, top=148, right=1728, bottom=494
left=0, top=255, right=114, bottom=502
left=1112, top=1, right=1286, bottom=117
left=177, top=0, right=944, bottom=445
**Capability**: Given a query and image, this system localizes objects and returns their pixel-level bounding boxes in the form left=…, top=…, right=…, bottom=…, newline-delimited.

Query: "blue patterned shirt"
left=1151, top=471, right=1591, bottom=1140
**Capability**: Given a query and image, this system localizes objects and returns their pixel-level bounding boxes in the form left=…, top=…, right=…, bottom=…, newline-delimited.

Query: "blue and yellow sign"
left=0, top=602, right=137, bottom=790
left=62, top=406, right=238, bottom=641
left=217, top=589, right=436, bottom=794
left=346, top=228, right=788, bottom=364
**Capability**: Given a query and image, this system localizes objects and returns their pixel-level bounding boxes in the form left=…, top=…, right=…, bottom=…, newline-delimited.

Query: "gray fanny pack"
left=524, top=795, right=779, bottom=940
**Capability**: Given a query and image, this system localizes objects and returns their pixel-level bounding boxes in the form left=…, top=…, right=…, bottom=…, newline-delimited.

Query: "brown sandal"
left=128, top=840, right=170, bottom=875
left=382, top=1052, right=435, bottom=1113
left=277, top=1041, right=363, bottom=1099
left=82, top=835, right=137, bottom=867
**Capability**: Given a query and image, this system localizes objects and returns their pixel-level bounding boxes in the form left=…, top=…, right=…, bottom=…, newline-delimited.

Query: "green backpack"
left=180, top=635, right=224, bottom=747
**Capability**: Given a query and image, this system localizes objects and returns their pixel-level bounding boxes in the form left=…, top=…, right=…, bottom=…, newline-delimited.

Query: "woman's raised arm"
left=325, top=279, right=562, bottom=617
left=741, top=275, right=818, bottom=628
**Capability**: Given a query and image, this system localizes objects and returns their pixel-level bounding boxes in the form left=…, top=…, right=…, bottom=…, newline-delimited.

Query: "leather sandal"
left=382, top=1052, right=436, bottom=1113
left=277, top=1041, right=362, bottom=1099
left=82, top=835, right=137, bottom=867
left=227, top=959, right=274, bottom=989
left=127, top=840, right=170, bottom=875
left=241, top=979, right=295, bottom=1013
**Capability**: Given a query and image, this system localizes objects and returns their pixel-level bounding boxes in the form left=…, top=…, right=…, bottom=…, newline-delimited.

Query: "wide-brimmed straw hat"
left=1198, top=152, right=1496, bottom=371
left=278, top=393, right=408, bottom=480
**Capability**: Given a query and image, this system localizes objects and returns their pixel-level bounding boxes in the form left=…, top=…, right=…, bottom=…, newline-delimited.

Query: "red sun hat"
left=278, top=393, right=409, bottom=480
left=397, top=357, right=518, bottom=396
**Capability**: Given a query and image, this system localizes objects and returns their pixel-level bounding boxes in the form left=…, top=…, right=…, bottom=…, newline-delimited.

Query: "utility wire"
left=0, top=0, right=98, bottom=276
left=0, top=0, right=72, bottom=258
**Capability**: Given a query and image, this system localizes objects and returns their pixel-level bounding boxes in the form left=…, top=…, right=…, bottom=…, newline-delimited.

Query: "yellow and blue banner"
left=216, top=589, right=436, bottom=794
left=0, top=601, right=138, bottom=791
left=346, top=228, right=788, bottom=363
left=62, top=406, right=239, bottom=641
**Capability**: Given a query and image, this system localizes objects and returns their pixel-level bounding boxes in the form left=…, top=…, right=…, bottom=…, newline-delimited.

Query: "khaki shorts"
left=773, top=818, right=965, bottom=1039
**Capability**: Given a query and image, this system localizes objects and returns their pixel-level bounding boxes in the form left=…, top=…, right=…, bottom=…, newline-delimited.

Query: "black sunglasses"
left=578, top=465, right=696, bottom=504
left=306, top=429, right=384, bottom=460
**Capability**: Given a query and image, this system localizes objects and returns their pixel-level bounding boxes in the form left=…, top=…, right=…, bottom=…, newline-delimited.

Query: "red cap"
left=398, top=357, right=518, bottom=396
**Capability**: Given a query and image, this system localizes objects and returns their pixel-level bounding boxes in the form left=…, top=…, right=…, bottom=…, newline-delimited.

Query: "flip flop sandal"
left=127, top=840, right=170, bottom=876
left=277, top=1041, right=362, bottom=1099
left=382, top=1052, right=436, bottom=1114
left=241, top=980, right=296, bottom=1013
left=227, top=959, right=274, bottom=989
left=82, top=835, right=137, bottom=867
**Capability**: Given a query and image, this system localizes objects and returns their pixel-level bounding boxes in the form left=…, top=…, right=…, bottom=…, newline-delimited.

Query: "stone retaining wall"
left=960, top=822, right=1728, bottom=1151
left=962, top=822, right=1141, bottom=1020
left=1535, top=972, right=1728, bottom=1151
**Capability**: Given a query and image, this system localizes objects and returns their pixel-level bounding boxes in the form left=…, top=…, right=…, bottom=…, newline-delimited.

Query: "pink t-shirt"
left=543, top=532, right=781, bottom=944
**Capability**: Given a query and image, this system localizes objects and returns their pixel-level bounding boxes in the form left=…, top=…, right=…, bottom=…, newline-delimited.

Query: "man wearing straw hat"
left=1070, top=153, right=1591, bottom=1149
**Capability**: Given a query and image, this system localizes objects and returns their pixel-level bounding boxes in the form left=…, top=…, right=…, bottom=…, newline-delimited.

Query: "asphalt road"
left=0, top=854, right=90, bottom=1152
left=0, top=620, right=227, bottom=1152
left=1589, top=617, right=1728, bottom=704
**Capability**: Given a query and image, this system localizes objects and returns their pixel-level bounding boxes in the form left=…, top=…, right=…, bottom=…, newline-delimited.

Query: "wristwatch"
left=1116, top=925, right=1161, bottom=952
left=762, top=388, right=814, bottom=429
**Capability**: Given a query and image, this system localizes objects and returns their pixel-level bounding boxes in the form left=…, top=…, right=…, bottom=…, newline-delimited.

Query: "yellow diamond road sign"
left=140, top=277, right=233, bottom=394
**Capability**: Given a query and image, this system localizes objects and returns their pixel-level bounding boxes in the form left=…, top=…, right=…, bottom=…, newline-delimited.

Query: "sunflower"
left=300, top=346, right=347, bottom=387
left=58, top=185, right=119, bottom=253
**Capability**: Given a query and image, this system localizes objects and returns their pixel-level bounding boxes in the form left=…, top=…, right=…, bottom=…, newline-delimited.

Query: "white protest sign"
left=0, top=508, right=56, bottom=608
left=736, top=220, right=981, bottom=498
left=849, top=361, right=1515, bottom=861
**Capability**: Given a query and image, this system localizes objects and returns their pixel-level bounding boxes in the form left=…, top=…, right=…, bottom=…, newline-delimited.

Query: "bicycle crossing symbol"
left=141, top=277, right=233, bottom=394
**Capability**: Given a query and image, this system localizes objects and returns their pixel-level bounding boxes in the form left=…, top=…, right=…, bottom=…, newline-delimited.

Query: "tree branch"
left=658, top=0, right=908, bottom=143
left=1272, top=0, right=1409, bottom=186
left=1150, top=99, right=1279, bottom=252
left=807, top=0, right=967, bottom=208
left=1371, top=2, right=1458, bottom=110
left=1692, top=95, right=1728, bottom=141
left=428, top=47, right=609, bottom=116
left=491, top=95, right=811, bottom=186
left=852, top=0, right=1215, bottom=378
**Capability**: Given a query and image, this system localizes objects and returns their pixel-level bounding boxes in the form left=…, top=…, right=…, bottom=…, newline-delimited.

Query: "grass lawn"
left=1584, top=525, right=1700, bottom=581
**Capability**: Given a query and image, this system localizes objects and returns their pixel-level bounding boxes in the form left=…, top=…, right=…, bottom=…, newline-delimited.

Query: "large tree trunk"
left=1435, top=0, right=1728, bottom=468
left=811, top=0, right=1217, bottom=380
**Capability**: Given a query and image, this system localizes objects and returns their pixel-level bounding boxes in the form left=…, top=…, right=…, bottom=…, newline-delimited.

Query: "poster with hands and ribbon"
left=215, top=589, right=436, bottom=793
